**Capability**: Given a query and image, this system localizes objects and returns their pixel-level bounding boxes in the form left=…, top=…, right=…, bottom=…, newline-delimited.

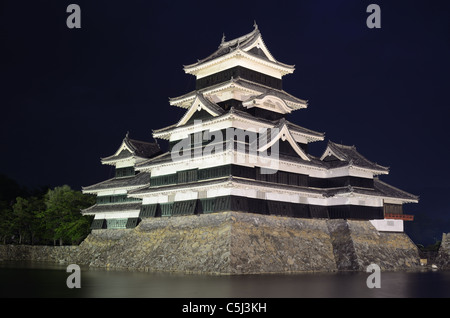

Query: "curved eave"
left=100, top=155, right=150, bottom=166
left=169, top=80, right=263, bottom=108
left=135, top=151, right=172, bottom=171
left=101, top=156, right=134, bottom=166
left=153, top=110, right=324, bottom=144
left=82, top=173, right=151, bottom=194
left=373, top=178, right=419, bottom=203
left=169, top=79, right=307, bottom=110
left=286, top=122, right=325, bottom=142
left=128, top=176, right=324, bottom=199
left=135, top=145, right=326, bottom=173
left=82, top=183, right=149, bottom=195
left=81, top=202, right=142, bottom=216
left=349, top=164, right=389, bottom=176
left=325, top=164, right=389, bottom=176
left=329, top=187, right=419, bottom=204
left=183, top=49, right=295, bottom=76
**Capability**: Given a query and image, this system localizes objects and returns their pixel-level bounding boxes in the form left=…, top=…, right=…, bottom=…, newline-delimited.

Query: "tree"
left=0, top=201, right=14, bottom=244
left=41, top=185, right=95, bottom=245
left=12, top=196, right=45, bottom=244
left=0, top=174, right=27, bottom=244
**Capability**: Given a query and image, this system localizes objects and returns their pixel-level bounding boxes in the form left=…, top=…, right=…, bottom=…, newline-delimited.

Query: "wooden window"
left=140, top=204, right=157, bottom=218
left=198, top=165, right=230, bottom=180
left=115, top=167, right=135, bottom=178
left=298, top=174, right=308, bottom=187
left=214, top=196, right=231, bottom=212
left=309, top=205, right=329, bottom=218
left=278, top=171, right=288, bottom=185
left=266, top=171, right=277, bottom=183
left=160, top=203, right=174, bottom=217
left=96, top=194, right=140, bottom=205
left=106, top=218, right=127, bottom=229
left=200, top=198, right=216, bottom=214
left=288, top=173, right=298, bottom=186
left=383, top=203, right=403, bottom=215
left=91, top=219, right=105, bottom=229
left=126, top=218, right=140, bottom=228
left=267, top=200, right=292, bottom=216
left=177, top=169, right=198, bottom=184
left=172, top=200, right=197, bottom=216
left=292, top=204, right=310, bottom=218
left=230, top=196, right=249, bottom=212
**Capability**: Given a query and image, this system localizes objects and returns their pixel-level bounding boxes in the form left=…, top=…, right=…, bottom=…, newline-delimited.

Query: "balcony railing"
left=385, top=213, right=414, bottom=221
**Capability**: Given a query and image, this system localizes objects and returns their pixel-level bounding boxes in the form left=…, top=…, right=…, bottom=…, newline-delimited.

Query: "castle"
left=82, top=24, right=418, bottom=232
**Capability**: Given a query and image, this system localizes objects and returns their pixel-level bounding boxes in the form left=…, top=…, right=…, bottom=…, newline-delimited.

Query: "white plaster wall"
left=96, top=189, right=128, bottom=196
left=370, top=219, right=404, bottom=232
left=94, top=211, right=140, bottom=220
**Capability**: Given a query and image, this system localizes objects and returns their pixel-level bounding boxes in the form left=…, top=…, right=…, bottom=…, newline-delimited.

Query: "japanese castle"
left=82, top=24, right=418, bottom=232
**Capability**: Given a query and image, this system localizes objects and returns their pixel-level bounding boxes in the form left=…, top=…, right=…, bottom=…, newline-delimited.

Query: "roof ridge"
left=219, top=26, right=259, bottom=49
left=325, top=140, right=389, bottom=172
left=127, top=137, right=158, bottom=146
left=328, top=140, right=355, bottom=149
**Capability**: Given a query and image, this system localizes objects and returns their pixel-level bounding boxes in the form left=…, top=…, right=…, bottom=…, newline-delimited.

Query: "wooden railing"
left=385, top=213, right=414, bottom=221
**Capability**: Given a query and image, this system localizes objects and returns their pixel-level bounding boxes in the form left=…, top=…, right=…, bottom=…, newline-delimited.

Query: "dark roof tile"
left=82, top=172, right=150, bottom=192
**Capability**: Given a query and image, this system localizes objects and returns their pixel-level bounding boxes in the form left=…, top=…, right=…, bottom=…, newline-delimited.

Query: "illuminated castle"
left=82, top=24, right=418, bottom=233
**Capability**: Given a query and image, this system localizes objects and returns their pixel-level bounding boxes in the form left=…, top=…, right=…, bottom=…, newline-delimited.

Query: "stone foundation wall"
left=347, top=220, right=420, bottom=270
left=228, top=213, right=336, bottom=273
left=0, top=212, right=421, bottom=274
left=436, top=233, right=450, bottom=269
left=0, top=244, right=77, bottom=264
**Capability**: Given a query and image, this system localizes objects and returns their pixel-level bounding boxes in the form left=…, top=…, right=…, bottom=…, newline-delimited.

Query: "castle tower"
left=82, top=134, right=161, bottom=229
left=113, top=25, right=419, bottom=231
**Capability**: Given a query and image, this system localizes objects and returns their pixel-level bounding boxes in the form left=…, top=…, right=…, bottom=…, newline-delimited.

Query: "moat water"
left=0, top=261, right=449, bottom=298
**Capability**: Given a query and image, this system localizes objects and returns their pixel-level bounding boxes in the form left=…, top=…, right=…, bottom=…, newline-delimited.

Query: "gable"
left=320, top=146, right=345, bottom=162
left=242, top=94, right=292, bottom=114
left=241, top=32, right=276, bottom=63
left=258, top=123, right=310, bottom=161
left=185, top=109, right=215, bottom=125
left=177, top=95, right=224, bottom=127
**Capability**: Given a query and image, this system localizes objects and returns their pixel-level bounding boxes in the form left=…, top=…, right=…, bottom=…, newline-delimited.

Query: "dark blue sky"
left=1, top=1, right=449, bottom=243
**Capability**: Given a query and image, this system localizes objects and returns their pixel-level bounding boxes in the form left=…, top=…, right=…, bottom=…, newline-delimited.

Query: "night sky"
left=1, top=1, right=449, bottom=244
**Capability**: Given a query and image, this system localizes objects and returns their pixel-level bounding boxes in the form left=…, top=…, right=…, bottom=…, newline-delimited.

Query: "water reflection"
left=0, top=261, right=449, bottom=298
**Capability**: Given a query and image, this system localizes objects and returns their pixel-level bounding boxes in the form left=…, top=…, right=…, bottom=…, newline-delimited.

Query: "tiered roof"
left=81, top=202, right=142, bottom=216
left=320, top=141, right=389, bottom=174
left=82, top=172, right=150, bottom=193
left=82, top=135, right=161, bottom=217
left=169, top=77, right=307, bottom=110
left=153, top=104, right=324, bottom=142
left=101, top=133, right=161, bottom=165
left=373, top=178, right=419, bottom=202
left=183, top=23, right=295, bottom=77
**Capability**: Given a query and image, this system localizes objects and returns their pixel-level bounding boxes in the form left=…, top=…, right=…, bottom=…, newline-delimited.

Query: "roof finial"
left=221, top=33, right=226, bottom=44
left=126, top=131, right=130, bottom=138
left=253, top=20, right=258, bottom=30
